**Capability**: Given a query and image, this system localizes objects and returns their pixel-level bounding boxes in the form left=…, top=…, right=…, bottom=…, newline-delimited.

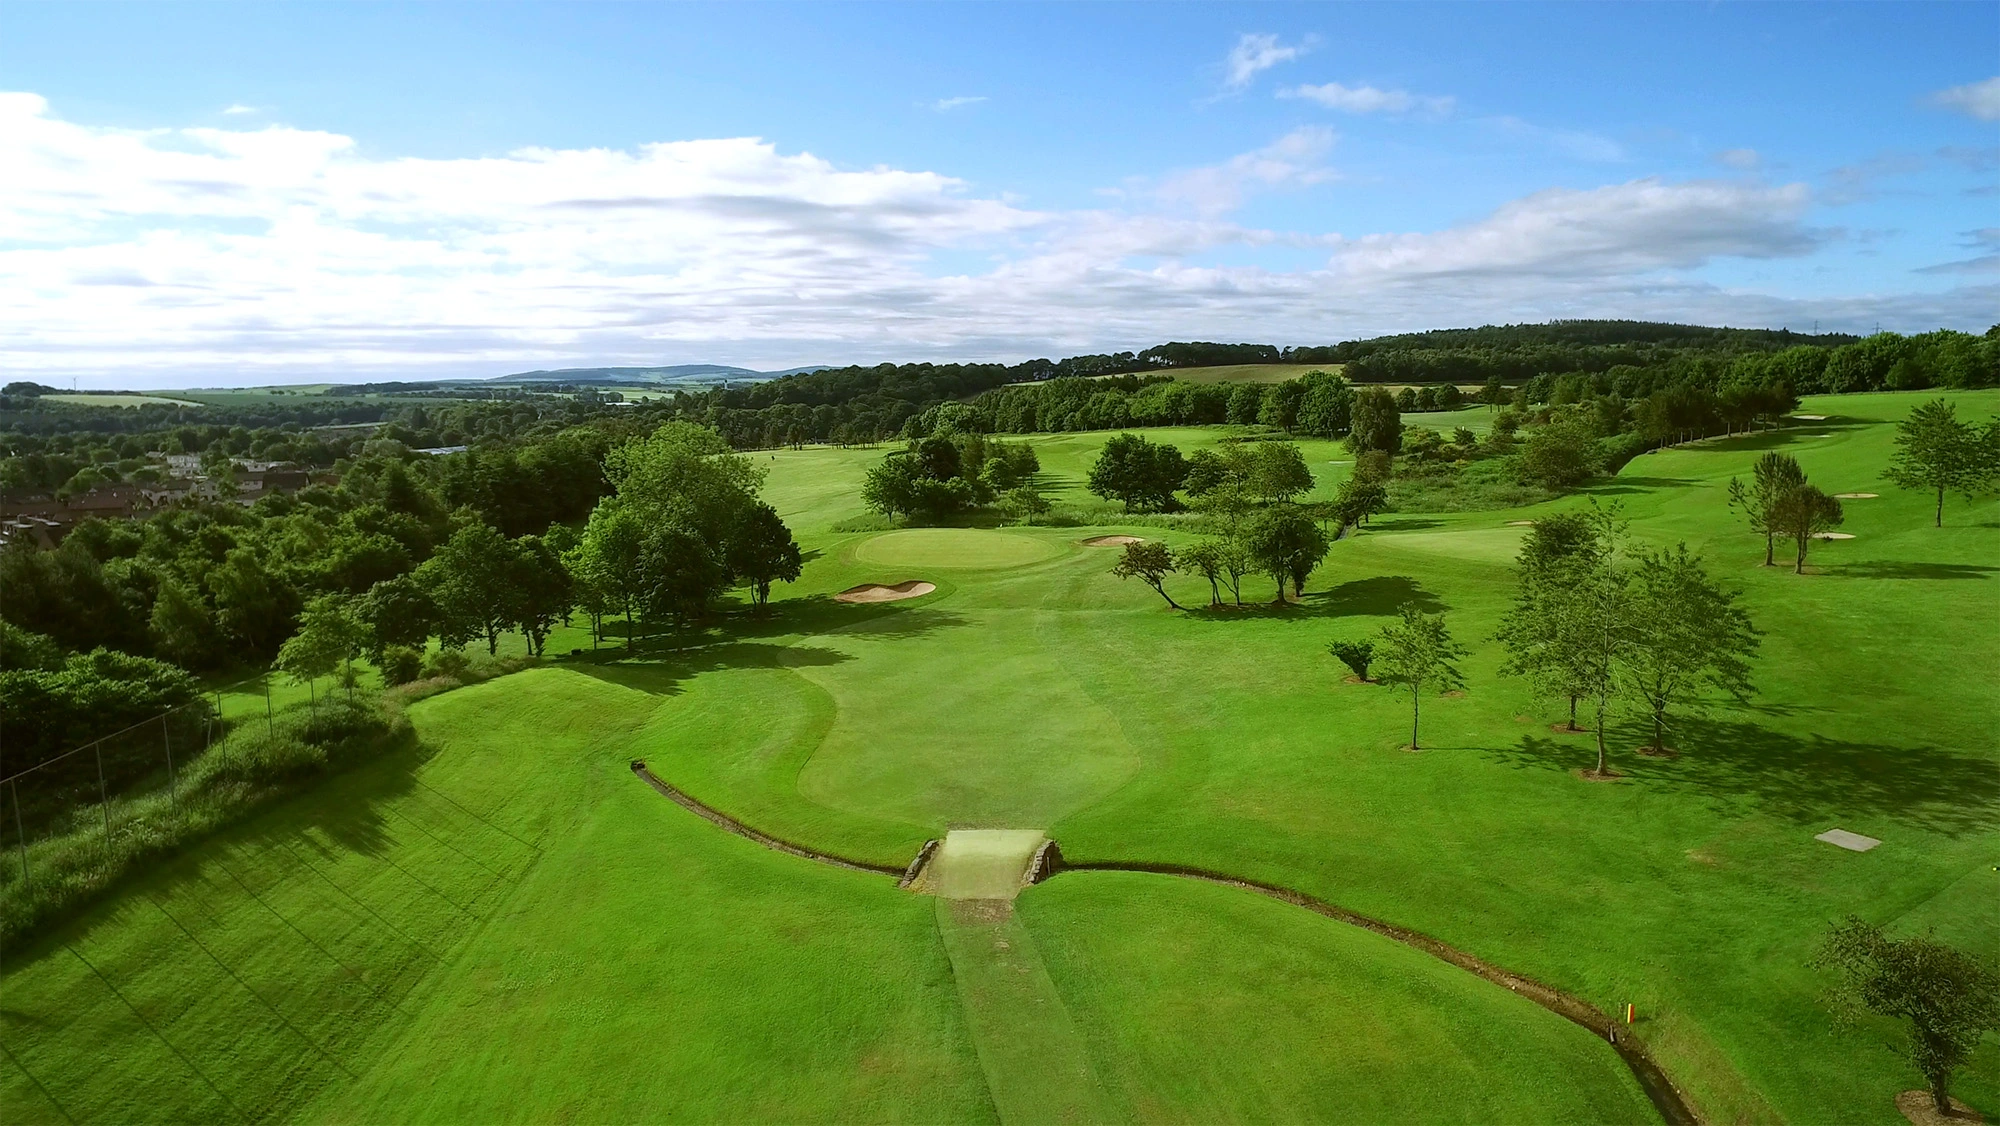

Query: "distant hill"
left=490, top=364, right=828, bottom=386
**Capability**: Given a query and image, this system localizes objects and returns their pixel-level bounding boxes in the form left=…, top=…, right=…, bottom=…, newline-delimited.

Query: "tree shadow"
left=1365, top=517, right=1445, bottom=532
left=1302, top=576, right=1450, bottom=617
left=1583, top=475, right=1701, bottom=495
left=1488, top=717, right=2000, bottom=837
left=1828, top=561, right=1998, bottom=581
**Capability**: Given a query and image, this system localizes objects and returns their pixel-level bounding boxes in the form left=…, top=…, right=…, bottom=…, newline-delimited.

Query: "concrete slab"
left=1816, top=828, right=1881, bottom=852
left=928, top=829, right=1046, bottom=900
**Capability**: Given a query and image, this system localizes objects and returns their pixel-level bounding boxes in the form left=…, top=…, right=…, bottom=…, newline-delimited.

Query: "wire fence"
left=0, top=674, right=279, bottom=888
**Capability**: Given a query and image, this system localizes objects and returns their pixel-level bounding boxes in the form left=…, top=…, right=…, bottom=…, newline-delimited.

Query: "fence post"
left=265, top=675, right=275, bottom=738
left=161, top=712, right=178, bottom=816
left=11, top=780, right=26, bottom=884
left=94, top=743, right=111, bottom=842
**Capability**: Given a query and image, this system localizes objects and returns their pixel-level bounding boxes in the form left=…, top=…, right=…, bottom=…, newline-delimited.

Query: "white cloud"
left=1153, top=127, right=1338, bottom=216
left=1915, top=228, right=2000, bottom=275
left=1, top=92, right=1983, bottom=383
left=222, top=104, right=259, bottom=116
left=1714, top=148, right=1761, bottom=169
left=1280, top=82, right=1453, bottom=117
left=931, top=96, right=987, bottom=112
left=1222, top=33, right=1311, bottom=91
left=1931, top=76, right=2000, bottom=121
left=1330, top=179, right=1819, bottom=278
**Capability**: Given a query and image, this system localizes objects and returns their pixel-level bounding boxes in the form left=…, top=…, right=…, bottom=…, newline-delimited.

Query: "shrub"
left=423, top=647, right=471, bottom=681
left=1331, top=640, right=1375, bottom=680
left=380, top=645, right=424, bottom=686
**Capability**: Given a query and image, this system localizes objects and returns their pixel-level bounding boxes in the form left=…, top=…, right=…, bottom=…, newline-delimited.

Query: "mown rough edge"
left=1026, top=839, right=1063, bottom=886
left=899, top=839, right=941, bottom=889
left=1061, top=861, right=1702, bottom=1126
left=628, top=762, right=903, bottom=877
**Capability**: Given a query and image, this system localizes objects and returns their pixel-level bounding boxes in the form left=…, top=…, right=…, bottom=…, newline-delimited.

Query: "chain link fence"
left=0, top=677, right=276, bottom=888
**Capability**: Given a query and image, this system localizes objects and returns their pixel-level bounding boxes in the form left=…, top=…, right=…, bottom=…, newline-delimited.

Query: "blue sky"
left=2, top=2, right=1995, bottom=386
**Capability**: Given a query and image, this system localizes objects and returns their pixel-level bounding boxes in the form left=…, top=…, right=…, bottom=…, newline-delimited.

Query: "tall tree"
left=1243, top=504, right=1330, bottom=601
left=277, top=594, right=364, bottom=709
left=1250, top=442, right=1316, bottom=503
left=357, top=574, right=437, bottom=664
left=726, top=502, right=803, bottom=610
left=1087, top=434, right=1188, bottom=513
left=1770, top=485, right=1844, bottom=574
left=1728, top=452, right=1808, bottom=566
left=1177, top=539, right=1226, bottom=607
left=506, top=535, right=573, bottom=656
left=1497, top=510, right=1610, bottom=732
left=1111, top=540, right=1181, bottom=610
left=1620, top=544, right=1758, bottom=754
left=574, top=499, right=649, bottom=649
left=1348, top=388, right=1403, bottom=455
left=1885, top=398, right=1996, bottom=527
left=1374, top=606, right=1467, bottom=751
left=417, top=522, right=518, bottom=655
left=1814, top=917, right=2000, bottom=1116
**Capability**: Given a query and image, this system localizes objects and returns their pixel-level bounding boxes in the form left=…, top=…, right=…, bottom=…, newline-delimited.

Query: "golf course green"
left=3, top=391, right=1995, bottom=1124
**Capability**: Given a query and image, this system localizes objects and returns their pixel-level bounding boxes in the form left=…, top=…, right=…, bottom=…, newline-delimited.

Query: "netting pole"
left=265, top=675, right=275, bottom=738
left=161, top=712, right=178, bottom=816
left=12, top=780, right=26, bottom=884
left=94, top=743, right=111, bottom=842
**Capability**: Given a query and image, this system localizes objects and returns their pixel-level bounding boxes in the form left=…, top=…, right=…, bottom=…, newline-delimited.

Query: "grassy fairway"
left=6, top=390, right=1996, bottom=1124
left=2, top=670, right=993, bottom=1124
left=1020, top=872, right=1656, bottom=1123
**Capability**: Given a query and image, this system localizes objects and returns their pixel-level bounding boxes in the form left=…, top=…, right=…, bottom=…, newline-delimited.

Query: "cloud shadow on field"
left=1828, top=561, right=1998, bottom=580
left=1490, top=718, right=2000, bottom=837
left=1304, top=576, right=1449, bottom=617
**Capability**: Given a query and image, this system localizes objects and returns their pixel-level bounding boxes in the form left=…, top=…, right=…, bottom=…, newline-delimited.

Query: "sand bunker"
left=835, top=580, right=936, bottom=603
left=1504, top=520, right=1536, bottom=527
left=1812, top=532, right=1856, bottom=540
left=1793, top=414, right=1829, bottom=421
left=1834, top=492, right=1878, bottom=499
left=1081, top=535, right=1143, bottom=547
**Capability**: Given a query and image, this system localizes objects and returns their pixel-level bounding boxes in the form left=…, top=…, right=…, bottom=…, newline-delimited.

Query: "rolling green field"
left=5, top=391, right=1996, bottom=1124
left=40, top=393, right=206, bottom=409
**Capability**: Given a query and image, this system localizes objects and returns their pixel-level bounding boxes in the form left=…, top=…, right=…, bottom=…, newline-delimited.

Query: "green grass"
left=1020, top=872, right=1656, bottom=1123
left=6, top=390, right=1997, bottom=1124
left=1134, top=362, right=1344, bottom=384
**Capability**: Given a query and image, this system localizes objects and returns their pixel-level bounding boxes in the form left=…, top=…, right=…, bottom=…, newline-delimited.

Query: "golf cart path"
left=629, top=764, right=1701, bottom=1126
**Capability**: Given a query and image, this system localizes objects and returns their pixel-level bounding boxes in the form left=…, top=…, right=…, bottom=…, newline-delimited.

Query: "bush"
left=380, top=645, right=423, bottom=686
left=423, top=647, right=471, bottom=681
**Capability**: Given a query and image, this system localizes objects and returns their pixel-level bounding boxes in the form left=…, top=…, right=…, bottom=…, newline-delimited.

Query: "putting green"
left=852, top=528, right=1061, bottom=570
left=793, top=606, right=1141, bottom=829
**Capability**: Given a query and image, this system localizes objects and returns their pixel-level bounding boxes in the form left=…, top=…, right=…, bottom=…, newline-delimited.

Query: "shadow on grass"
left=1828, top=561, right=1999, bottom=580
left=558, top=596, right=968, bottom=697
left=1490, top=718, right=2000, bottom=836
left=1365, top=517, right=1445, bottom=532
left=1582, top=475, right=1701, bottom=496
left=1306, top=576, right=1449, bottom=617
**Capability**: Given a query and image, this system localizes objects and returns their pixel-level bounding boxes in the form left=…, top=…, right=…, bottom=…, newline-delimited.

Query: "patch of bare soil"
left=1793, top=414, right=1829, bottom=421
left=1549, top=723, right=1588, bottom=735
left=835, top=580, right=936, bottom=603
left=1342, top=674, right=1373, bottom=685
left=1442, top=690, right=1468, bottom=698
left=1835, top=492, right=1879, bottom=499
left=1576, top=768, right=1626, bottom=782
left=1898, top=1091, right=1984, bottom=1126
left=1636, top=745, right=1680, bottom=758
left=1081, top=534, right=1143, bottom=547
left=1685, top=849, right=1722, bottom=868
